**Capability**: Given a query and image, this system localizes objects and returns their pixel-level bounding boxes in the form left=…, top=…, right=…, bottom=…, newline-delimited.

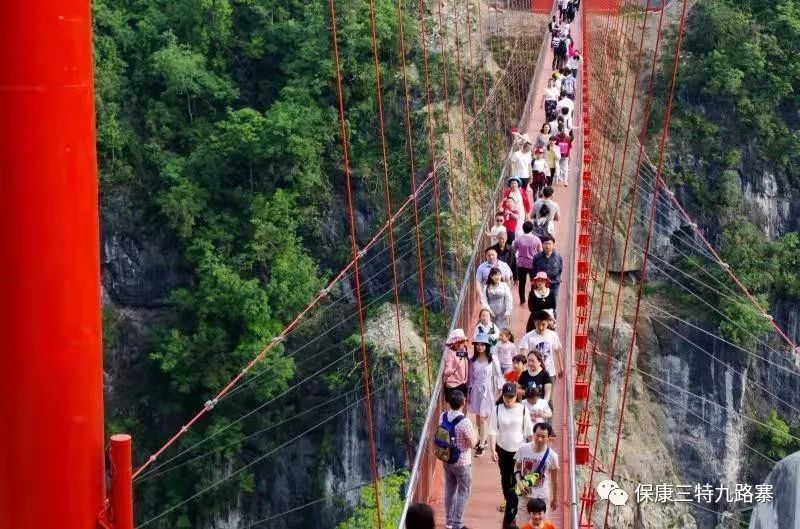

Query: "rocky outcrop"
left=749, top=451, right=800, bottom=529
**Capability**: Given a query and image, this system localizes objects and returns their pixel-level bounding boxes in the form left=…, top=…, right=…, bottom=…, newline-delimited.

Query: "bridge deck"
left=431, top=8, right=583, bottom=528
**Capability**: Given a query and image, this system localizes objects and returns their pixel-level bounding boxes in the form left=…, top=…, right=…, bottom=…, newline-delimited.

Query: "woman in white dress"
left=468, top=332, right=504, bottom=456
left=480, top=267, right=514, bottom=330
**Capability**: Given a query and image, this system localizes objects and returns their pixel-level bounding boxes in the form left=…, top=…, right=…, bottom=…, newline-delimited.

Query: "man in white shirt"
left=556, top=92, right=574, bottom=129
left=515, top=422, right=560, bottom=512
left=519, top=311, right=564, bottom=379
left=511, top=136, right=533, bottom=190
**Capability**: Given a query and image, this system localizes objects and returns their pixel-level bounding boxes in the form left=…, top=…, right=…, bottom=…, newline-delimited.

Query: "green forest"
left=94, top=0, right=522, bottom=526
left=651, top=0, right=800, bottom=347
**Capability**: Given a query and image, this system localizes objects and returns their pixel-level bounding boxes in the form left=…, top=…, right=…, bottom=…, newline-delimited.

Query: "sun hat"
left=507, top=176, right=522, bottom=186
left=446, top=328, right=468, bottom=345
left=532, top=271, right=551, bottom=286
left=472, top=332, right=492, bottom=346
left=519, top=133, right=533, bottom=145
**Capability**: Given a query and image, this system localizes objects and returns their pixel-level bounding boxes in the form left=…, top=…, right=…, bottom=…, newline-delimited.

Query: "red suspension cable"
left=327, top=0, right=383, bottom=525
left=366, top=0, right=415, bottom=468
left=395, top=0, right=435, bottom=398
left=416, top=0, right=450, bottom=324
left=603, top=0, right=691, bottom=527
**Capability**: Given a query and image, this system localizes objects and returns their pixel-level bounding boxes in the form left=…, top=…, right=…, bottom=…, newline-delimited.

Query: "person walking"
left=526, top=272, right=557, bottom=332
left=517, top=350, right=553, bottom=403
left=468, top=333, right=504, bottom=456
left=532, top=235, right=563, bottom=314
left=490, top=231, right=518, bottom=281
left=475, top=247, right=513, bottom=290
left=513, top=221, right=543, bottom=306
left=504, top=177, right=531, bottom=223
left=544, top=137, right=561, bottom=186
left=515, top=422, right=560, bottom=514
left=531, top=148, right=549, bottom=200
left=443, top=329, right=471, bottom=403
left=554, top=125, right=572, bottom=186
left=532, top=186, right=561, bottom=223
left=489, top=382, right=534, bottom=529
left=440, top=389, right=477, bottom=529
left=519, top=311, right=565, bottom=380
left=511, top=136, right=533, bottom=190
left=480, top=268, right=514, bottom=330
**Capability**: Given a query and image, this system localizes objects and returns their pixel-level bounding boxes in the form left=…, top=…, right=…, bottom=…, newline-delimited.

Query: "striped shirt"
left=445, top=410, right=477, bottom=466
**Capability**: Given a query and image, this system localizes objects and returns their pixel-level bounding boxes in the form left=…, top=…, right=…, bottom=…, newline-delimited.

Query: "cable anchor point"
left=204, top=398, right=219, bottom=411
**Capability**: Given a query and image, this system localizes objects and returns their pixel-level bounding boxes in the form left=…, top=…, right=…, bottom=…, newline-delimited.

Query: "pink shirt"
left=513, top=233, right=543, bottom=269
left=443, top=347, right=470, bottom=388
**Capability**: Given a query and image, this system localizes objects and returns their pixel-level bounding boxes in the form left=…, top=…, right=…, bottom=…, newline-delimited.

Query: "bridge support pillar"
left=0, top=2, right=108, bottom=528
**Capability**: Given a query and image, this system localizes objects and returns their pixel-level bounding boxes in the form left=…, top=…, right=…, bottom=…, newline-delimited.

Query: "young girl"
left=468, top=333, right=504, bottom=456
left=523, top=383, right=553, bottom=425
left=474, top=308, right=500, bottom=351
left=501, top=196, right=521, bottom=243
left=495, top=328, right=517, bottom=374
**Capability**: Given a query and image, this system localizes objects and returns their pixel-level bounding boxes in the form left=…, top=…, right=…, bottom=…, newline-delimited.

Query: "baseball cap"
left=502, top=382, right=517, bottom=396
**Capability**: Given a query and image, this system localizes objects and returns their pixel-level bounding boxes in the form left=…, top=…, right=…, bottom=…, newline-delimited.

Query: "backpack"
left=544, top=100, right=557, bottom=122
left=557, top=38, right=568, bottom=56
left=532, top=219, right=551, bottom=239
left=434, top=412, right=465, bottom=464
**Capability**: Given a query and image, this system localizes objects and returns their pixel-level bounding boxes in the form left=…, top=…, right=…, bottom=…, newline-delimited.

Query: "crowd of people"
left=413, top=6, right=582, bottom=529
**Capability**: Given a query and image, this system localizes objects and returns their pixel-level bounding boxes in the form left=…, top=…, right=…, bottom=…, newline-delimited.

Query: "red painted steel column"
left=110, top=435, right=135, bottom=529
left=0, top=2, right=106, bottom=529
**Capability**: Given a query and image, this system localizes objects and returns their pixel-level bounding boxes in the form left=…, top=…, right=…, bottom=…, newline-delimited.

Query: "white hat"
left=446, top=328, right=468, bottom=345
left=519, top=133, right=533, bottom=144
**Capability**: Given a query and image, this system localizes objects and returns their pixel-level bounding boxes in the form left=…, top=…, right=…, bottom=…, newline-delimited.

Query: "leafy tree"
left=758, top=410, right=800, bottom=460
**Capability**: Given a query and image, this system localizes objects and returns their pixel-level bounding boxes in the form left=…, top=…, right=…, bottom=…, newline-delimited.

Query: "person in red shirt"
left=504, top=354, right=527, bottom=395
left=501, top=196, right=521, bottom=243
left=520, top=498, right=556, bottom=529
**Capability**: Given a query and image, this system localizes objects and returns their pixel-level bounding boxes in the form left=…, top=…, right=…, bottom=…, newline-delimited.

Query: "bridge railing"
left=398, top=2, right=563, bottom=525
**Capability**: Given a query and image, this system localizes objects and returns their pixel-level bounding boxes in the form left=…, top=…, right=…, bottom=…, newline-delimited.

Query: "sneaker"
left=520, top=299, right=526, bottom=305
left=475, top=445, right=484, bottom=457
left=497, top=500, right=506, bottom=512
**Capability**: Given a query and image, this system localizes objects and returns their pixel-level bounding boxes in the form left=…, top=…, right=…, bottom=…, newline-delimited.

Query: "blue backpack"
left=434, top=412, right=465, bottom=464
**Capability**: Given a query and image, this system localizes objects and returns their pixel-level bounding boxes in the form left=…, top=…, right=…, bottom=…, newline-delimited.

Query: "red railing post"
left=110, top=435, right=135, bottom=529
left=0, top=2, right=107, bottom=529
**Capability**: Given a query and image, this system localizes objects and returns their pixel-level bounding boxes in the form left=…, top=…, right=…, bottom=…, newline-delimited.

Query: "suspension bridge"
left=3, top=1, right=799, bottom=529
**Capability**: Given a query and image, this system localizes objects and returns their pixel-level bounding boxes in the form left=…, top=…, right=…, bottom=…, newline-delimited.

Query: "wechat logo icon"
left=597, top=479, right=629, bottom=506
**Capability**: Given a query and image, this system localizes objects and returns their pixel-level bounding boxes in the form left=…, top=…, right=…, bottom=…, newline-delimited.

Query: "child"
left=520, top=498, right=556, bottom=529
left=474, top=308, right=500, bottom=351
left=501, top=197, right=521, bottom=243
left=523, top=384, right=553, bottom=425
left=495, top=328, right=517, bottom=374
left=487, top=212, right=507, bottom=246
left=504, top=353, right=527, bottom=385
